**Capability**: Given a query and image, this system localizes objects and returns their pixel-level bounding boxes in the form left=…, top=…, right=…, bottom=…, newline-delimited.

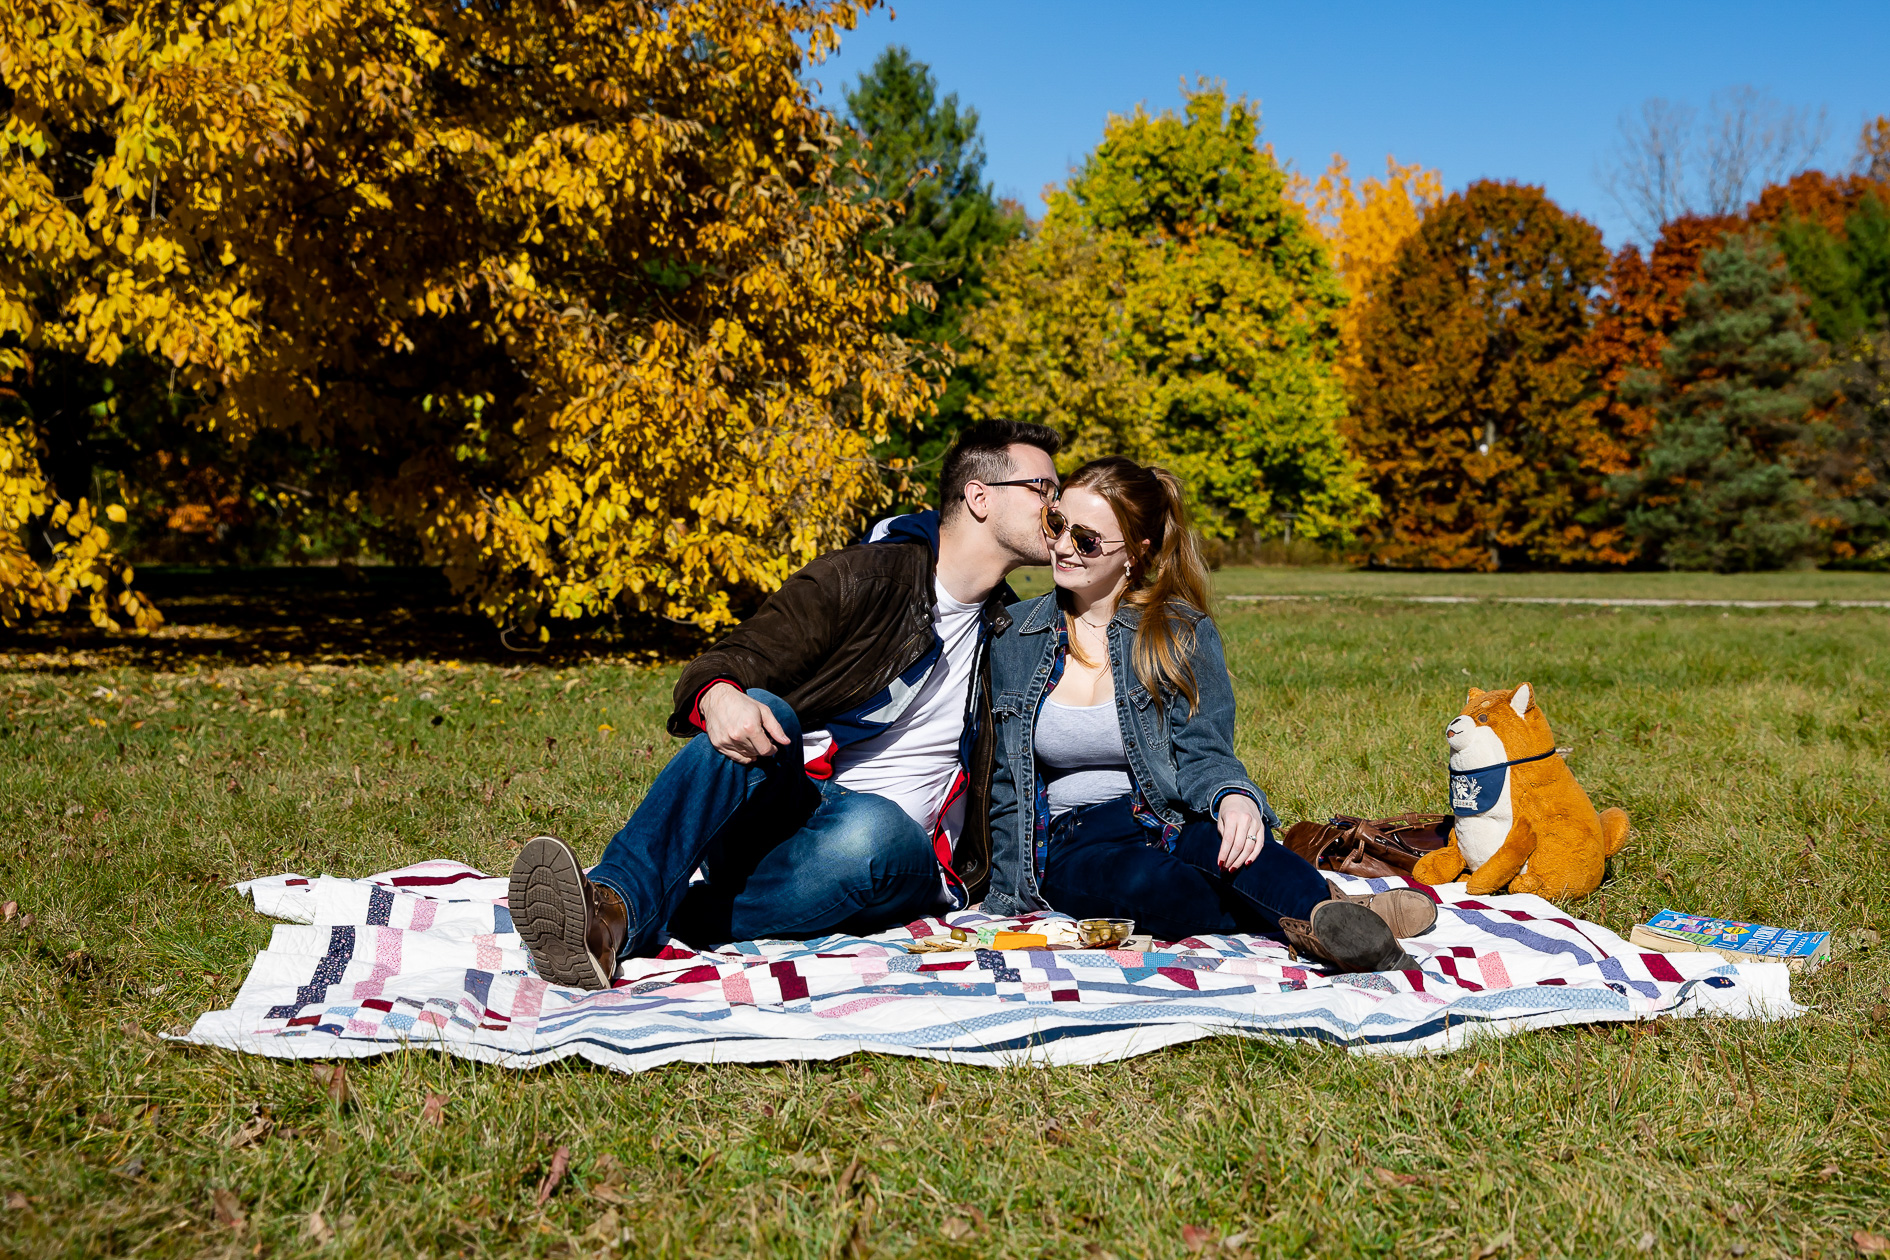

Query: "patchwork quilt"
left=179, top=861, right=1802, bottom=1070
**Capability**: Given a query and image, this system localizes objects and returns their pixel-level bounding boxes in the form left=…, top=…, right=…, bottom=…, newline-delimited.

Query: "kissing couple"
left=508, top=420, right=1432, bottom=987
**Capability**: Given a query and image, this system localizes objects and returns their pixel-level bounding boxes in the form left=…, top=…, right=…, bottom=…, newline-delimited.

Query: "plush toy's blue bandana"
left=1449, top=748, right=1558, bottom=817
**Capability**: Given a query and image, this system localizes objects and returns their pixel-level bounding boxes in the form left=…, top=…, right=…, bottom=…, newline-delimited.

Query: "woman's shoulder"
left=999, top=592, right=1059, bottom=637
left=1121, top=597, right=1211, bottom=629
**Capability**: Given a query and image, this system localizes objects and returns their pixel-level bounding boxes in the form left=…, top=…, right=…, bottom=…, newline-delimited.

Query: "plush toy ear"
left=1466, top=687, right=1485, bottom=702
left=1509, top=683, right=1533, bottom=718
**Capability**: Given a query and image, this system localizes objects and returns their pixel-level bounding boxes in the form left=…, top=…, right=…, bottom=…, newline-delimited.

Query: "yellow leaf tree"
left=965, top=85, right=1373, bottom=543
left=1, top=0, right=940, bottom=635
left=1296, top=154, right=1443, bottom=381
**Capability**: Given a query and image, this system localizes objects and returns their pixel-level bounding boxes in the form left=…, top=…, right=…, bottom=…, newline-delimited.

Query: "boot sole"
left=1310, top=901, right=1417, bottom=972
left=508, top=836, right=612, bottom=990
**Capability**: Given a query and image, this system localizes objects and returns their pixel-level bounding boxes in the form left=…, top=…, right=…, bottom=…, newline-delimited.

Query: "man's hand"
left=698, top=683, right=790, bottom=765
left=1216, top=794, right=1267, bottom=871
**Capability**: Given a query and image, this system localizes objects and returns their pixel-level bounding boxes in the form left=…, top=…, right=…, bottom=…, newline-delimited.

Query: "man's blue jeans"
left=1039, top=796, right=1328, bottom=942
left=587, top=690, right=944, bottom=957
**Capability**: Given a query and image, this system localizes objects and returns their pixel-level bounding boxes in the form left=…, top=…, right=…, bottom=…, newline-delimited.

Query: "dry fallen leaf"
left=420, top=1091, right=447, bottom=1126
left=583, top=1207, right=621, bottom=1242
left=224, top=1111, right=272, bottom=1150
left=592, top=1184, right=629, bottom=1205
left=534, top=1145, right=571, bottom=1208
left=941, top=1216, right=973, bottom=1241
left=1821, top=1164, right=1842, bottom=1181
left=1182, top=1224, right=1218, bottom=1251
left=5, top=1191, right=28, bottom=1211
left=925, top=1082, right=946, bottom=1106
left=211, top=1187, right=246, bottom=1233
left=1857, top=1232, right=1890, bottom=1256
left=311, top=1063, right=349, bottom=1106
left=836, top=1156, right=864, bottom=1199
left=1374, top=1167, right=1421, bottom=1187
left=304, top=1209, right=334, bottom=1245
left=2, top=902, right=15, bottom=923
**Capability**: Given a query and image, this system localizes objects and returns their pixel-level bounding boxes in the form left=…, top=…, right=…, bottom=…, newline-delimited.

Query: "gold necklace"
left=1073, top=608, right=1113, bottom=631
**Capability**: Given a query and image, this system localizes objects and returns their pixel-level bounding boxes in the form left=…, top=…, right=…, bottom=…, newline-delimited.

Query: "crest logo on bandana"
left=1448, top=749, right=1556, bottom=818
left=1449, top=763, right=1509, bottom=817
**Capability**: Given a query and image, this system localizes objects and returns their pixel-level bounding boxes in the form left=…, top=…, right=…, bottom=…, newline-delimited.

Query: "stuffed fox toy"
left=1411, top=683, right=1630, bottom=898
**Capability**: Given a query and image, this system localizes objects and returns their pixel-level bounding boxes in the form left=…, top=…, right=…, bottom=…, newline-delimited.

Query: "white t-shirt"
left=826, top=578, right=983, bottom=842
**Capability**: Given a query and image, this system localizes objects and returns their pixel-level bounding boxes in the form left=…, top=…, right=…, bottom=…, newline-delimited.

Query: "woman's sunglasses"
left=1042, top=505, right=1124, bottom=558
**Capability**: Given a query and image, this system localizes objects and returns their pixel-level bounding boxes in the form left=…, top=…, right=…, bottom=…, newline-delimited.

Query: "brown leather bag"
left=1281, top=814, right=1454, bottom=883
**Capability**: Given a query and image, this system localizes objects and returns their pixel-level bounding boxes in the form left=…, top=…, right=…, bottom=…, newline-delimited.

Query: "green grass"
left=1011, top=564, right=1890, bottom=603
left=2, top=572, right=1888, bottom=1258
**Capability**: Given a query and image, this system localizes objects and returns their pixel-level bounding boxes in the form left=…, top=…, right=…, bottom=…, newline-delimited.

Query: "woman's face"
left=1048, top=486, right=1135, bottom=602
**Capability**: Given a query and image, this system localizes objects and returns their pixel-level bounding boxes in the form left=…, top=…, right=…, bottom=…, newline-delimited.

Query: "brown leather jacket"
left=669, top=535, right=1015, bottom=903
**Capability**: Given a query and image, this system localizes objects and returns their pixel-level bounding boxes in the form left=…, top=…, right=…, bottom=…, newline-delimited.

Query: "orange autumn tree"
left=1347, top=181, right=1616, bottom=569
left=1, top=0, right=939, bottom=635
left=1580, top=213, right=1744, bottom=561
left=1297, top=154, right=1442, bottom=380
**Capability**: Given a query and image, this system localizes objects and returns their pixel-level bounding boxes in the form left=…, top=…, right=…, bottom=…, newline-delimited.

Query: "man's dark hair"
left=938, top=420, right=1062, bottom=522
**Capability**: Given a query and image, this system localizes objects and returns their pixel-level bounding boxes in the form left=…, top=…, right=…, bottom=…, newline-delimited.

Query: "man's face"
left=986, top=443, right=1059, bottom=564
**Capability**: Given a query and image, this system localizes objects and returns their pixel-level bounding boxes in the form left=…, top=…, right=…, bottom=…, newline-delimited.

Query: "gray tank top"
left=1035, top=696, right=1133, bottom=817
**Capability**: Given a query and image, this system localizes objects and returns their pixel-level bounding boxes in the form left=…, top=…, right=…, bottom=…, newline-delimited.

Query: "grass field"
left=2, top=567, right=1887, bottom=1259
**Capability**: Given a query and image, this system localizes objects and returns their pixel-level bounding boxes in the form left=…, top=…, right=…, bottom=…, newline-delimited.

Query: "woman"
left=983, top=457, right=1433, bottom=972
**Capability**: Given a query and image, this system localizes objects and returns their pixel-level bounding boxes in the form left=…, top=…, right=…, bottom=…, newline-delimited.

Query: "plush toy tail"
left=1599, top=807, right=1630, bottom=856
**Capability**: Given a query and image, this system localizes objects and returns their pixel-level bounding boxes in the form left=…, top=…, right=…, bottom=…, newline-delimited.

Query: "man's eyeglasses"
left=1042, top=505, right=1124, bottom=559
left=981, top=477, right=1060, bottom=500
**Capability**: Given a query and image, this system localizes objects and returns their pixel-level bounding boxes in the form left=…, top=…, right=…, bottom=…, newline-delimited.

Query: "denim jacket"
left=982, top=593, right=1276, bottom=917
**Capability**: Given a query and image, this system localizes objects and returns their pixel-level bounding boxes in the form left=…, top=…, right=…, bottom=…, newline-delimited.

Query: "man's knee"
left=667, top=687, right=802, bottom=773
left=822, top=793, right=933, bottom=877
left=744, top=688, right=802, bottom=746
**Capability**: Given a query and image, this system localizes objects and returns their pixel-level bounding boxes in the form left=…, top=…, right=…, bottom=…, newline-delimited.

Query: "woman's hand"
left=1216, top=794, right=1266, bottom=871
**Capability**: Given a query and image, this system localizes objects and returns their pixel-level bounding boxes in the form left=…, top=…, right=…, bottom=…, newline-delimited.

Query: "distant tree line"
left=849, top=56, right=1890, bottom=574
left=2, top=2, right=1885, bottom=642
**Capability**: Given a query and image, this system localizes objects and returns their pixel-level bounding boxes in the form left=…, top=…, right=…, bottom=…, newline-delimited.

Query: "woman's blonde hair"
left=1058, top=456, right=1212, bottom=713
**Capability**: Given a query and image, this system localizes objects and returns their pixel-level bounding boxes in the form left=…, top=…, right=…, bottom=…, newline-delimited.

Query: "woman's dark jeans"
left=1040, top=796, right=1328, bottom=942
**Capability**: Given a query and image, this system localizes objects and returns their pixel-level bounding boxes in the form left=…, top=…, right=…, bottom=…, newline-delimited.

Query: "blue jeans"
left=1039, top=796, right=1328, bottom=941
left=587, top=690, right=944, bottom=957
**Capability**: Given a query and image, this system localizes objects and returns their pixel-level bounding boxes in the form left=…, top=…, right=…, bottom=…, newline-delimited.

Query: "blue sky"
left=810, top=1, right=1890, bottom=249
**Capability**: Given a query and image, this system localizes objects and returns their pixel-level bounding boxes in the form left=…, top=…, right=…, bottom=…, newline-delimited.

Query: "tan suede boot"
left=1324, top=878, right=1439, bottom=938
left=508, top=836, right=629, bottom=990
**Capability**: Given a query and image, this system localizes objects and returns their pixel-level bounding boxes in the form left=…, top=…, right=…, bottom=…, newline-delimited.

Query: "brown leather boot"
left=1324, top=878, right=1439, bottom=939
left=508, top=836, right=629, bottom=990
left=1279, top=900, right=1417, bottom=973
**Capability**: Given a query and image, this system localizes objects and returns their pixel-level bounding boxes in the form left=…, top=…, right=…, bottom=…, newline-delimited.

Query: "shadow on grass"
left=0, top=565, right=685, bottom=670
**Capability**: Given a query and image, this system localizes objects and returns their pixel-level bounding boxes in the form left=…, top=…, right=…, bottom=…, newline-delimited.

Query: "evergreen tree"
left=1774, top=191, right=1890, bottom=348
left=1615, top=232, right=1834, bottom=570
left=841, top=47, right=1024, bottom=498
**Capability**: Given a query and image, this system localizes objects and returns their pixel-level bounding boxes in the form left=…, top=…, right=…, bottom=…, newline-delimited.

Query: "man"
left=508, top=420, right=1063, bottom=987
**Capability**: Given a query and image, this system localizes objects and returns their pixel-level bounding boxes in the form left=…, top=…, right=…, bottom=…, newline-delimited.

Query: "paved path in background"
left=1223, top=595, right=1890, bottom=609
